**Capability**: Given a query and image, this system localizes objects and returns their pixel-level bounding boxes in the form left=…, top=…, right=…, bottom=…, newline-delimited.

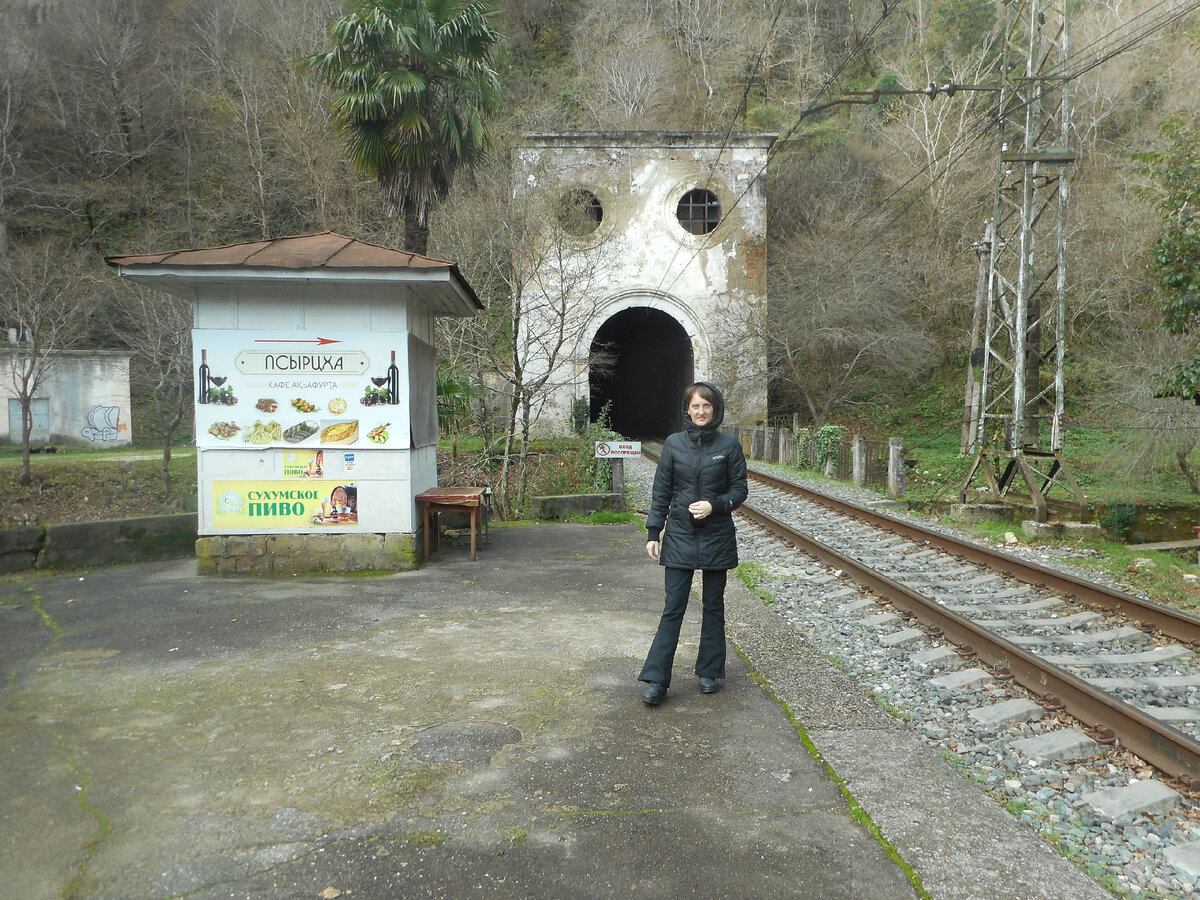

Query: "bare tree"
left=764, top=144, right=936, bottom=426
left=109, top=280, right=193, bottom=497
left=26, top=0, right=172, bottom=240
left=764, top=274, right=936, bottom=428
left=0, top=243, right=100, bottom=483
left=1093, top=324, right=1200, bottom=493
left=569, top=2, right=677, bottom=128
left=580, top=31, right=674, bottom=127
left=433, top=146, right=617, bottom=516
left=0, top=7, right=35, bottom=259
left=872, top=53, right=996, bottom=334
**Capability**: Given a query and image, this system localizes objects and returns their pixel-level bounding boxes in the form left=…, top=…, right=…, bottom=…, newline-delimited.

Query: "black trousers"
left=638, top=567, right=728, bottom=688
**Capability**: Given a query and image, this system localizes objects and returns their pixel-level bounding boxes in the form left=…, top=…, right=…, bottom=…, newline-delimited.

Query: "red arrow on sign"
left=253, top=338, right=341, bottom=346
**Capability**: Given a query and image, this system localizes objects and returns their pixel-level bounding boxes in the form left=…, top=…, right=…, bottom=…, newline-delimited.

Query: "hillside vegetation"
left=1, top=0, right=1198, bottom=506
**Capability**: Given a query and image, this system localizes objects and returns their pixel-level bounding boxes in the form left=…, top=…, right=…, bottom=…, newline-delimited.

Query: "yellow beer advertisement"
left=281, top=449, right=325, bottom=479
left=213, top=480, right=359, bottom=530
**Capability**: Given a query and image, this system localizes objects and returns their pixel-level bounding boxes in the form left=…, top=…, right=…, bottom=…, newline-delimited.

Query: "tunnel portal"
left=589, top=307, right=693, bottom=439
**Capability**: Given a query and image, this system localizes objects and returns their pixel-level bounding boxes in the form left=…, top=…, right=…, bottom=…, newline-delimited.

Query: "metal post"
left=963, top=221, right=992, bottom=454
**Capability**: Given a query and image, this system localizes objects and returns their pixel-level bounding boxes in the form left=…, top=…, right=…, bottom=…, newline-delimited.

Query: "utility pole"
left=960, top=0, right=1087, bottom=523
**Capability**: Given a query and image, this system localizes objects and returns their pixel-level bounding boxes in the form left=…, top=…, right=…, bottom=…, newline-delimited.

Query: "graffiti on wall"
left=82, top=405, right=121, bottom=442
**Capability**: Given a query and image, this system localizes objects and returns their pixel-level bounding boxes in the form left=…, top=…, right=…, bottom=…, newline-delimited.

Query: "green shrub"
left=1098, top=502, right=1138, bottom=540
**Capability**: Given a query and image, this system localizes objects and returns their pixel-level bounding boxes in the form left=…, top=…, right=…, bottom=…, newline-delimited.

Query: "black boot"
left=642, top=682, right=667, bottom=706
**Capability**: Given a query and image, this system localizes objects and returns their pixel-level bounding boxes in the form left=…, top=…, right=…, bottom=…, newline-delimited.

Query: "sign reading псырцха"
left=194, top=329, right=406, bottom=451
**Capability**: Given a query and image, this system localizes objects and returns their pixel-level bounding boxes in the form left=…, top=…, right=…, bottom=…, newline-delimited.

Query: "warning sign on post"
left=595, top=441, right=642, bottom=458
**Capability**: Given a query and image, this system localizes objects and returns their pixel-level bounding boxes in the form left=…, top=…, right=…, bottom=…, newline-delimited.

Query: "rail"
left=643, top=447, right=1200, bottom=783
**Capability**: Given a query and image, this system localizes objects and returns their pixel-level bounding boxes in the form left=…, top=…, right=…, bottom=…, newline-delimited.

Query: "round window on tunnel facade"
left=556, top=188, right=604, bottom=237
left=675, top=188, right=721, bottom=236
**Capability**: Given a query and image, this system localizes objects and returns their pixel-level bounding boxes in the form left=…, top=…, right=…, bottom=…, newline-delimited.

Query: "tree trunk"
left=161, top=435, right=173, bottom=497
left=160, top=394, right=189, bottom=497
left=402, top=197, right=430, bottom=256
left=20, top=401, right=32, bottom=485
left=1178, top=448, right=1199, bottom=494
left=496, top=388, right=521, bottom=519
left=517, top=398, right=533, bottom=515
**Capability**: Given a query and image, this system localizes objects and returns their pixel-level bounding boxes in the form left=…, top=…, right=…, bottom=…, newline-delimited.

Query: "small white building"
left=0, top=350, right=132, bottom=447
left=517, top=131, right=775, bottom=437
left=107, top=232, right=482, bottom=573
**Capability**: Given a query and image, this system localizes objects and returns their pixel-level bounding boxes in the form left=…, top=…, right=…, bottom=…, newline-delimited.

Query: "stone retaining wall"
left=195, top=532, right=419, bottom=575
left=532, top=493, right=624, bottom=519
left=0, top=515, right=421, bottom=575
left=0, top=514, right=198, bottom=573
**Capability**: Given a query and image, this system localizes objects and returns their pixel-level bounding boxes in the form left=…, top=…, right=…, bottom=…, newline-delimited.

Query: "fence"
left=724, top=425, right=906, bottom=499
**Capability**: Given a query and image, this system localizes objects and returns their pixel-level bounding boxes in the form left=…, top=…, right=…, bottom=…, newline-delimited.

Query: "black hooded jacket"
left=645, top=383, right=748, bottom=571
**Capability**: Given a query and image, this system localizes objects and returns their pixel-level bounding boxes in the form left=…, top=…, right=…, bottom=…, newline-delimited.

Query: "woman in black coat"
left=639, top=382, right=748, bottom=706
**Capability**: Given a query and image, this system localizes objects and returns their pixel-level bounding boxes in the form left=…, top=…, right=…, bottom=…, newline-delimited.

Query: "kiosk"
left=107, top=232, right=482, bottom=574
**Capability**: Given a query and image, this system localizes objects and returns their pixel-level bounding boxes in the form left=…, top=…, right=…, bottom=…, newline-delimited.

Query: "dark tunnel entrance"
left=589, top=307, right=693, bottom=439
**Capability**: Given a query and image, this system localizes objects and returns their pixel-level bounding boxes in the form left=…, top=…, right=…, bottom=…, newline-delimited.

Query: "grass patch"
left=733, top=561, right=777, bottom=606
left=577, top=509, right=640, bottom=525
left=503, top=825, right=529, bottom=844
left=866, top=690, right=914, bottom=721
left=0, top=450, right=198, bottom=527
left=405, top=828, right=447, bottom=845
left=940, top=518, right=1200, bottom=612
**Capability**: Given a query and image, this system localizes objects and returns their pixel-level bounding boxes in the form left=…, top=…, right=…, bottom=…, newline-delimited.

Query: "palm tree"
left=300, top=0, right=501, bottom=254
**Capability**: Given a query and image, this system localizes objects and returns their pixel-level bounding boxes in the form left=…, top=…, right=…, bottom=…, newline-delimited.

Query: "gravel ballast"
left=625, top=453, right=1200, bottom=898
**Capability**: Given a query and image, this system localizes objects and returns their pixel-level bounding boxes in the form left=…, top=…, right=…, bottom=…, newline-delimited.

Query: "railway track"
left=643, top=448, right=1200, bottom=784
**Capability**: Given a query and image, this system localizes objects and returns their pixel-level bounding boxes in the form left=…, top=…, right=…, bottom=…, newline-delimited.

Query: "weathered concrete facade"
left=518, top=132, right=774, bottom=435
left=0, top=350, right=132, bottom=447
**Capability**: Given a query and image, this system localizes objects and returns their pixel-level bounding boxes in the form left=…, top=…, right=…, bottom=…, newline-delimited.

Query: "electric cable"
left=727, top=0, right=1199, bottom=431
left=658, top=0, right=1199, bottom=309
left=652, top=0, right=902, bottom=299
left=789, top=0, right=1200, bottom=302
left=642, top=0, right=790, bottom=302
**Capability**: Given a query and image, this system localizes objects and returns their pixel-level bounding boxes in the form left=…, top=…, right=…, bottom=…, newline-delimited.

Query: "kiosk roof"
left=105, top=231, right=483, bottom=315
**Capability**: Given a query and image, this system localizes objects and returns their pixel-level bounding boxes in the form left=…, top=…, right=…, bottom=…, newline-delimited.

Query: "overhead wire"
left=644, top=0, right=790, bottom=301
left=652, top=0, right=903, bottom=298
left=650, top=0, right=1004, bottom=300
left=653, top=0, right=1200, bottom=306
left=792, top=0, right=1200, bottom=296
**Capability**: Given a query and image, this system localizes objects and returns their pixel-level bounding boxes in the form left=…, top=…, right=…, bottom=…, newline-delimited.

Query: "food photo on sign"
left=314, top=484, right=358, bottom=525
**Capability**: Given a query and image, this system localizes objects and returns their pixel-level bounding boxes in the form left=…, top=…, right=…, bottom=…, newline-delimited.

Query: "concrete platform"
left=0, top=523, right=1108, bottom=899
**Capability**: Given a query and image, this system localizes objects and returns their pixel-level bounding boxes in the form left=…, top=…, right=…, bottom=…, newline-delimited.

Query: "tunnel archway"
left=589, top=307, right=694, bottom=439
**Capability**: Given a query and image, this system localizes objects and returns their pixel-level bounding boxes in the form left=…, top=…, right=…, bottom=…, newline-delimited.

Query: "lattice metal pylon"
left=960, top=0, right=1087, bottom=523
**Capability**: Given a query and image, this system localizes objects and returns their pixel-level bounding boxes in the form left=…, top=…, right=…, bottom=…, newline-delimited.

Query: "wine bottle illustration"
left=386, top=349, right=399, bottom=405
left=198, top=349, right=210, bottom=404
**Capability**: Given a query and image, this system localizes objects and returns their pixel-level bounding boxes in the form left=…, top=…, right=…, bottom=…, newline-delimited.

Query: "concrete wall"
left=0, top=350, right=132, bottom=447
left=517, top=132, right=774, bottom=433
left=0, top=514, right=197, bottom=573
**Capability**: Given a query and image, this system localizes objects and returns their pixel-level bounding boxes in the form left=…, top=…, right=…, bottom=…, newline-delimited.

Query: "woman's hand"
left=687, top=500, right=713, bottom=520
left=646, top=540, right=660, bottom=560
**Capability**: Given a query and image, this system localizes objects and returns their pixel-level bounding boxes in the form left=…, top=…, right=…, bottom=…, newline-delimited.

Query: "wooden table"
left=415, top=487, right=488, bottom=561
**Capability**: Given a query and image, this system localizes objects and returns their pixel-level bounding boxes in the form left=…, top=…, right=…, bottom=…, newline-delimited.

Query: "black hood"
left=682, top=381, right=725, bottom=433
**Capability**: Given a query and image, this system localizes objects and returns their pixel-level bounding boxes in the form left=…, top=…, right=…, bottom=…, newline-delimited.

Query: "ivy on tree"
left=1136, top=110, right=1200, bottom=400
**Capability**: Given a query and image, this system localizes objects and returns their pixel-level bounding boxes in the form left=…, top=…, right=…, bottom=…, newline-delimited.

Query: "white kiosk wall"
left=192, top=283, right=438, bottom=536
left=106, top=232, right=483, bottom=573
